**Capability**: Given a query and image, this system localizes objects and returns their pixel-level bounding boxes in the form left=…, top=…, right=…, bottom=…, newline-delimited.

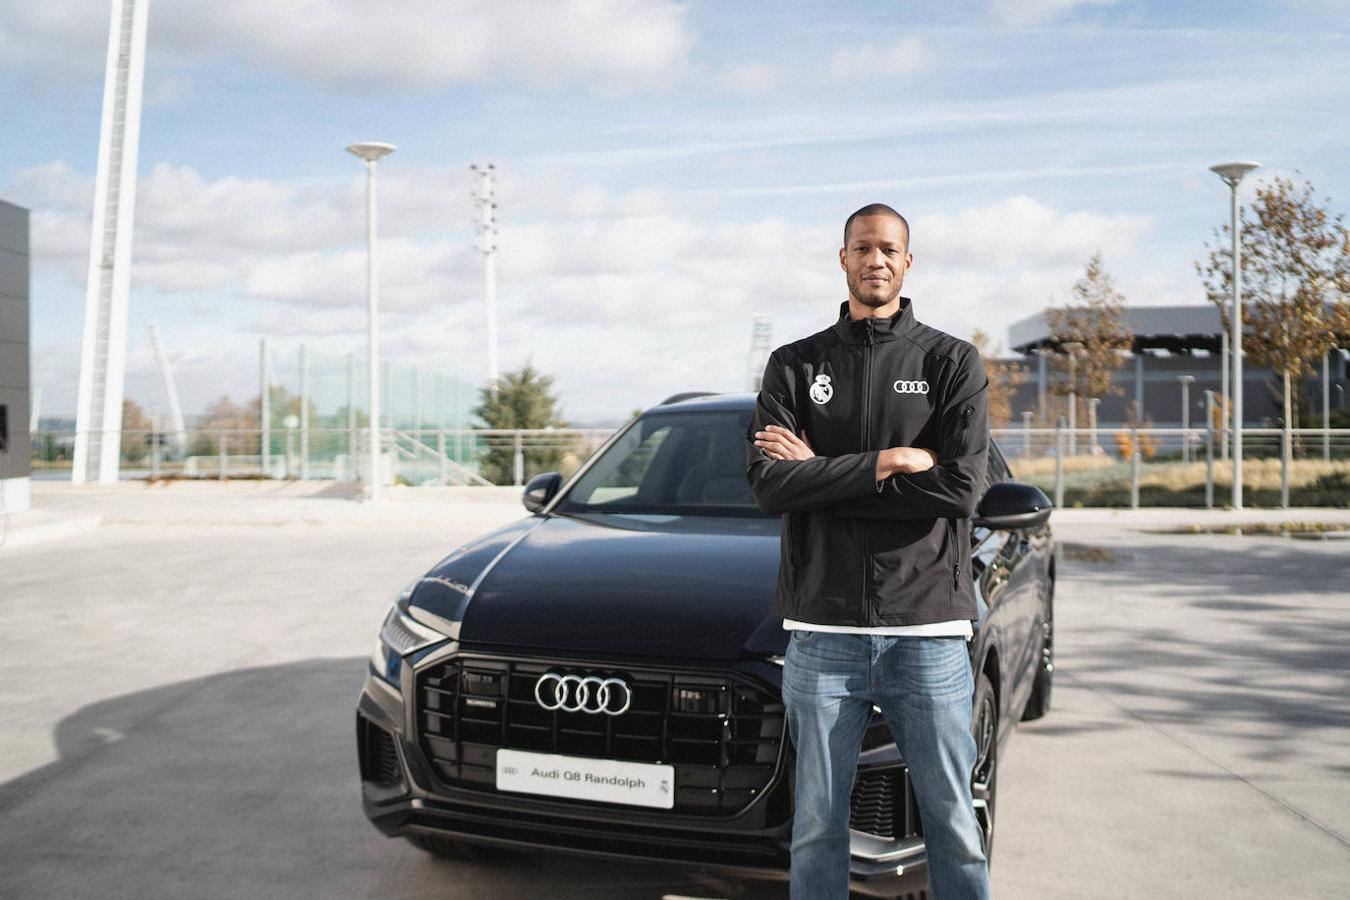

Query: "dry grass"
left=1011, top=456, right=1350, bottom=491
left=1009, top=454, right=1118, bottom=477
left=1137, top=459, right=1350, bottom=491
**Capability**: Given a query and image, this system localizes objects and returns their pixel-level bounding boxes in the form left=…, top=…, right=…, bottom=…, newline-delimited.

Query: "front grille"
left=849, top=766, right=922, bottom=840
left=416, top=655, right=786, bottom=815
left=357, top=715, right=403, bottom=786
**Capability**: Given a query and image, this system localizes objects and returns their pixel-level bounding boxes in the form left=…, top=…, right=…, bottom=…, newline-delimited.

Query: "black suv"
left=357, top=392, right=1055, bottom=897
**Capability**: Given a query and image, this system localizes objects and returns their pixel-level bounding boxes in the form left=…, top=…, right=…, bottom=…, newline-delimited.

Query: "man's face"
left=839, top=215, right=912, bottom=309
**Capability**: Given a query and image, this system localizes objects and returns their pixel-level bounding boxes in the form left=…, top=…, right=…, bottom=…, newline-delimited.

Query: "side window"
left=568, top=424, right=672, bottom=505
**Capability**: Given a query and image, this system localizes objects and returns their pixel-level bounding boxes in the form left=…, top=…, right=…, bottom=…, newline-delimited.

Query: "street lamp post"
left=1088, top=397, right=1100, bottom=455
left=1177, top=375, right=1195, bottom=463
left=1210, top=161, right=1260, bottom=510
left=1062, top=341, right=1084, bottom=457
left=347, top=141, right=397, bottom=502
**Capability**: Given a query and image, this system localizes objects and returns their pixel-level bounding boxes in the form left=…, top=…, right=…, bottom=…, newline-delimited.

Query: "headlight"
left=378, top=605, right=445, bottom=655
left=370, top=581, right=449, bottom=679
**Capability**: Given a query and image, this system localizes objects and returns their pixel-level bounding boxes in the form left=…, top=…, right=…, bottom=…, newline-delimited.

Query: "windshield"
left=555, top=410, right=769, bottom=517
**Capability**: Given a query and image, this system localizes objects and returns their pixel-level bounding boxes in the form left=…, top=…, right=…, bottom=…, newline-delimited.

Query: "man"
left=745, top=203, right=991, bottom=899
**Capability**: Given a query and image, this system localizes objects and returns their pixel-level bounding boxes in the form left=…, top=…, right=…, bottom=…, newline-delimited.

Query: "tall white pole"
left=347, top=142, right=396, bottom=501
left=29, top=387, right=42, bottom=434
left=148, top=324, right=187, bottom=453
left=1211, top=161, right=1259, bottom=511
left=260, top=338, right=270, bottom=477
left=472, top=163, right=499, bottom=394
left=73, top=0, right=150, bottom=484
left=299, top=343, right=310, bottom=481
left=366, top=161, right=380, bottom=499
left=1324, top=351, right=1332, bottom=463
left=1178, top=375, right=1194, bottom=463
left=1219, top=326, right=1229, bottom=461
left=1231, top=184, right=1243, bottom=508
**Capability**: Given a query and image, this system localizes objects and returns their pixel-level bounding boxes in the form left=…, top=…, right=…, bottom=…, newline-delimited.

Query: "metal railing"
left=30, top=423, right=1350, bottom=508
left=995, top=424, right=1350, bottom=509
left=30, top=426, right=619, bottom=488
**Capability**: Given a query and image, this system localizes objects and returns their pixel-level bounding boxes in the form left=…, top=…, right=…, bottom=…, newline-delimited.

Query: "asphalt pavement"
left=1, top=483, right=1347, bottom=898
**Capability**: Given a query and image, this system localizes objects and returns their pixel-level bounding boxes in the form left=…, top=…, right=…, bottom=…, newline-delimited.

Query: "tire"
left=970, top=669, right=998, bottom=861
left=1021, top=598, right=1054, bottom=722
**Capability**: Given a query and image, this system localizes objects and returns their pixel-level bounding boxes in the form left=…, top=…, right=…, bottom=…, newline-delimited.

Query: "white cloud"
left=990, top=0, right=1118, bottom=27
left=827, top=36, right=932, bottom=81
left=916, top=195, right=1153, bottom=268
left=13, top=160, right=1157, bottom=421
left=0, top=0, right=694, bottom=92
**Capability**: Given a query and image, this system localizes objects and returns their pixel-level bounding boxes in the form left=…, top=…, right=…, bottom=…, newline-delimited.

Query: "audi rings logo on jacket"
left=893, top=379, right=929, bottom=394
left=534, top=671, right=633, bottom=716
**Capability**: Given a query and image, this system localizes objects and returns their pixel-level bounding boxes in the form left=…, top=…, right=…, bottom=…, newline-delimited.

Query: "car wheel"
left=970, top=669, right=997, bottom=861
left=1020, top=609, right=1054, bottom=722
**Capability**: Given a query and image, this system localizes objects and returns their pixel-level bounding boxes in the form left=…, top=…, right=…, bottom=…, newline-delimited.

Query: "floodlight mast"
left=1209, top=160, right=1259, bottom=511
left=347, top=141, right=396, bottom=501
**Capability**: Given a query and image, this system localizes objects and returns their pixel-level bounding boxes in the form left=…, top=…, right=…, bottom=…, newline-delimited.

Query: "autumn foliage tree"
left=970, top=329, right=1026, bottom=430
left=192, top=395, right=260, bottom=455
left=1196, top=175, right=1350, bottom=446
left=1044, top=253, right=1135, bottom=429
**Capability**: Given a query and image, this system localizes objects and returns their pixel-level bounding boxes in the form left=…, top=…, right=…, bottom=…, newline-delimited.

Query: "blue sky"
left=2, top=0, right=1348, bottom=424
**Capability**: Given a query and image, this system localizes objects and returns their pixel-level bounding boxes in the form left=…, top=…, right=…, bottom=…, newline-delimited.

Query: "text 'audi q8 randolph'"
left=357, top=391, right=1055, bottom=897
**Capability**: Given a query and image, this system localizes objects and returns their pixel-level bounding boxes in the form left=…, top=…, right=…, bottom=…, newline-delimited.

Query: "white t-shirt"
left=782, top=617, right=973, bottom=640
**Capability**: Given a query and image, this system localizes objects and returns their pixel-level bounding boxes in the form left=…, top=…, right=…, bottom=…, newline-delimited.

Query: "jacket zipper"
left=861, top=318, right=875, bottom=624
left=949, top=518, right=960, bottom=592
left=952, top=405, right=974, bottom=594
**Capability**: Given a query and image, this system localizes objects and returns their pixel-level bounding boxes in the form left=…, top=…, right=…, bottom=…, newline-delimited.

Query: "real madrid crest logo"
left=809, top=374, right=833, bottom=405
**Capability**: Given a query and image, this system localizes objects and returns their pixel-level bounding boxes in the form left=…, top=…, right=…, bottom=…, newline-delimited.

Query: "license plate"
left=496, top=748, right=674, bottom=809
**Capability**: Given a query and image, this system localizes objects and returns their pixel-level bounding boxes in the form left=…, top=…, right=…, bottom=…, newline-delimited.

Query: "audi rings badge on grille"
left=534, top=672, right=633, bottom=716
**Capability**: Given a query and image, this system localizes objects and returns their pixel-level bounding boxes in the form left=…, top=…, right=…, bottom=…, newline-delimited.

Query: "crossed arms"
left=744, top=347, right=990, bottom=520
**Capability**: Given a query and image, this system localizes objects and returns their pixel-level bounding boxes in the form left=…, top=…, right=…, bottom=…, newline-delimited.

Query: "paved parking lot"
left=1, top=484, right=1347, bottom=898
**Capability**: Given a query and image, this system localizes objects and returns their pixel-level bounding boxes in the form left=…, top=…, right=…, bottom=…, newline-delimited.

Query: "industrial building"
left=1001, top=305, right=1349, bottom=428
left=1, top=200, right=30, bottom=513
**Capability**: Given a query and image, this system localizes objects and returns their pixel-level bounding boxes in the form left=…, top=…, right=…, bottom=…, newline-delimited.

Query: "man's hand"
left=753, top=424, right=816, bottom=460
left=876, top=447, right=938, bottom=479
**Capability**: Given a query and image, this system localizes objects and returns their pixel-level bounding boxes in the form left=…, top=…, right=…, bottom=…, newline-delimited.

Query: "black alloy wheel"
left=970, top=670, right=998, bottom=860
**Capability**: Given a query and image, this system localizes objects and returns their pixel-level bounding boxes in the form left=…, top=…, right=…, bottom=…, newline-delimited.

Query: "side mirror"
left=973, top=482, right=1053, bottom=530
left=522, top=472, right=563, bottom=514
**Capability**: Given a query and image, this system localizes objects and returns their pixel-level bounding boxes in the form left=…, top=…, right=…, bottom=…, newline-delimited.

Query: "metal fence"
left=996, top=424, right=1350, bottom=509
left=30, top=427, right=619, bottom=487
left=29, top=423, right=1350, bottom=508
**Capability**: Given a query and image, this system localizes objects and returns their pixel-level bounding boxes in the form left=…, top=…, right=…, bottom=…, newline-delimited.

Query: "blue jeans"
left=781, top=630, right=990, bottom=900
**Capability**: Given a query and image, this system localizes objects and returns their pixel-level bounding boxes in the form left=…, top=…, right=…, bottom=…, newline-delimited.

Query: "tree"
left=192, top=395, right=260, bottom=455
left=1196, top=176, right=1350, bottom=450
left=970, top=329, right=1026, bottom=430
left=472, top=362, right=568, bottom=484
left=1044, top=253, right=1134, bottom=429
left=119, top=398, right=152, bottom=464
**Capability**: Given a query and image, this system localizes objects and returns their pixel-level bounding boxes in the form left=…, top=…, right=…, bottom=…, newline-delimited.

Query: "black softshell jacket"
left=745, top=298, right=990, bottom=627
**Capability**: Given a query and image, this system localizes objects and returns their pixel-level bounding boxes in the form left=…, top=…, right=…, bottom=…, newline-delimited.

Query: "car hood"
left=409, top=512, right=789, bottom=661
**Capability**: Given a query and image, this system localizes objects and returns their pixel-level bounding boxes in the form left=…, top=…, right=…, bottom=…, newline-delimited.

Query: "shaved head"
left=844, top=203, right=910, bottom=250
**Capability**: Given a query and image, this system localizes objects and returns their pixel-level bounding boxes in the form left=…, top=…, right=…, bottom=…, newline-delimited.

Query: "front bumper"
left=357, top=662, right=931, bottom=897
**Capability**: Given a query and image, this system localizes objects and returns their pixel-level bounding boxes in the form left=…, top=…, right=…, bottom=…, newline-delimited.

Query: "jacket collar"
left=831, top=297, right=919, bottom=344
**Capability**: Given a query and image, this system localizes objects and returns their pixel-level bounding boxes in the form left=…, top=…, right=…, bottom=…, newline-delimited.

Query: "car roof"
left=650, top=392, right=757, bottom=414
